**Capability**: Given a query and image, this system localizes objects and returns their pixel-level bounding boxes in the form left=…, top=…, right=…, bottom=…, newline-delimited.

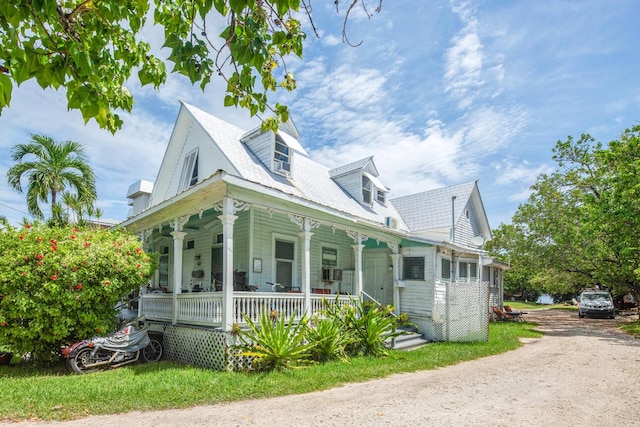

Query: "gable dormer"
left=240, top=117, right=307, bottom=179
left=330, top=157, right=389, bottom=206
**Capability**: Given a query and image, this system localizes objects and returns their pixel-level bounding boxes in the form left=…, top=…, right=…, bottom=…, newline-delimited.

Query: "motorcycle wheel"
left=142, top=338, right=163, bottom=362
left=69, top=346, right=102, bottom=374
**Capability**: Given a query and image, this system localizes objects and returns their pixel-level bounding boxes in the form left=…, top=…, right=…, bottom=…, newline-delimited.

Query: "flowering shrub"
left=0, top=223, right=157, bottom=361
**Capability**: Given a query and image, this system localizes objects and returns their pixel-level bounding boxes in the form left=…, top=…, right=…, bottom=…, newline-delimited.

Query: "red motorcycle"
left=62, top=317, right=163, bottom=374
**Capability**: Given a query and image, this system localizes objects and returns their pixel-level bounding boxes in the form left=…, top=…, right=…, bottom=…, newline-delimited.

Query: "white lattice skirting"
left=148, top=322, right=250, bottom=371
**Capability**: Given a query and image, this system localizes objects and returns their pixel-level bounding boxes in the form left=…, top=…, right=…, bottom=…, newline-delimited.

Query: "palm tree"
left=6, top=134, right=97, bottom=220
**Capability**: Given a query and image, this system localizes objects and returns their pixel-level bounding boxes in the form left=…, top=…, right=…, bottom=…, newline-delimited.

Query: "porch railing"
left=139, top=291, right=355, bottom=328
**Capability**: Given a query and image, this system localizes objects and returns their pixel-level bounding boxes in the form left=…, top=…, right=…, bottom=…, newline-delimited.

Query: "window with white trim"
left=403, top=257, right=425, bottom=280
left=273, top=135, right=291, bottom=174
left=362, top=175, right=372, bottom=204
left=158, top=249, right=169, bottom=289
left=322, top=246, right=338, bottom=267
left=376, top=189, right=386, bottom=203
left=275, top=239, right=294, bottom=287
left=441, top=258, right=451, bottom=280
left=459, top=261, right=478, bottom=282
left=179, top=150, right=199, bottom=191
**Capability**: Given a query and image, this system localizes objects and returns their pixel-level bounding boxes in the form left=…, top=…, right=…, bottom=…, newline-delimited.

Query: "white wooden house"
left=121, top=102, right=507, bottom=369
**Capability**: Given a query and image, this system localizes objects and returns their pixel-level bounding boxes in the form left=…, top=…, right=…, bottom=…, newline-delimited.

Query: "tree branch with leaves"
left=0, top=0, right=383, bottom=134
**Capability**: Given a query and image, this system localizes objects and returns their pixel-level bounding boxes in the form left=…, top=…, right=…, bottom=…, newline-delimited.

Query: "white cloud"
left=321, top=34, right=342, bottom=47
left=493, top=159, right=553, bottom=186
left=444, top=4, right=484, bottom=109
left=462, top=105, right=528, bottom=155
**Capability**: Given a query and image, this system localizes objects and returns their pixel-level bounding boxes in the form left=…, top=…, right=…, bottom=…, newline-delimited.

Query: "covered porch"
left=124, top=177, right=403, bottom=332
left=139, top=290, right=354, bottom=327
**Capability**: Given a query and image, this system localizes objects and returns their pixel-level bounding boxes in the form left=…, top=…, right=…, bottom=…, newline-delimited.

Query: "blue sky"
left=1, top=1, right=639, bottom=230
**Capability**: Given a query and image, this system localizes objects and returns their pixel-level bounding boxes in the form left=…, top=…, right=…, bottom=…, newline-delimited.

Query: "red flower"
left=37, top=261, right=42, bottom=266
left=136, top=247, right=143, bottom=253
left=50, top=239, right=56, bottom=244
left=26, top=224, right=31, bottom=229
left=21, top=272, right=27, bottom=277
left=51, top=245, right=57, bottom=251
left=37, top=237, right=42, bottom=242
left=84, top=242, right=91, bottom=248
left=1, top=322, right=7, bottom=327
left=96, top=328, right=103, bottom=333
left=104, top=280, right=110, bottom=286
left=136, top=264, right=142, bottom=269
left=36, top=254, right=43, bottom=260
left=71, top=267, right=77, bottom=272
left=51, top=275, right=57, bottom=281
left=19, top=235, right=24, bottom=240
left=73, top=227, right=79, bottom=233
left=70, top=235, right=76, bottom=239
left=75, top=284, right=83, bottom=290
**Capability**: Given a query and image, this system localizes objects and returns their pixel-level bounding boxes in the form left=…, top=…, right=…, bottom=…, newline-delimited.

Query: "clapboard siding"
left=399, top=246, right=436, bottom=316
left=455, top=201, right=481, bottom=247
left=332, top=170, right=362, bottom=203
left=243, top=132, right=273, bottom=170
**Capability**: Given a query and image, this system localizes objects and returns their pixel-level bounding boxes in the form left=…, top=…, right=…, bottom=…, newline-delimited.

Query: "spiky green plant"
left=349, top=303, right=404, bottom=357
left=236, top=310, right=314, bottom=371
left=320, top=296, right=407, bottom=357
left=305, top=315, right=354, bottom=363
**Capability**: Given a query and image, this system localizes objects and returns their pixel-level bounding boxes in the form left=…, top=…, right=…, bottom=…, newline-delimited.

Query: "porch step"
left=389, top=330, right=429, bottom=351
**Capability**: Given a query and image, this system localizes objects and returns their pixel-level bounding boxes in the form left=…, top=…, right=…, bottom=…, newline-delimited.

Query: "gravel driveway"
left=13, top=309, right=640, bottom=427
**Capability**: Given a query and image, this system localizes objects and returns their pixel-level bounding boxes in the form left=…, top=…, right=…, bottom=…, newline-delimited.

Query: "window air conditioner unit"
left=274, top=159, right=290, bottom=176
left=385, top=216, right=398, bottom=229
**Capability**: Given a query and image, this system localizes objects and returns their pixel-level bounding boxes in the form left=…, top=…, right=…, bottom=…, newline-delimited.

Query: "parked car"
left=578, top=290, right=615, bottom=319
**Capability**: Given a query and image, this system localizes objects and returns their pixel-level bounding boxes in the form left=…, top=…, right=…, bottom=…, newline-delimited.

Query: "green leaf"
left=224, top=95, right=237, bottom=107
left=229, top=0, right=249, bottom=13
left=272, top=31, right=286, bottom=45
left=213, top=0, right=227, bottom=15
left=0, top=73, right=13, bottom=108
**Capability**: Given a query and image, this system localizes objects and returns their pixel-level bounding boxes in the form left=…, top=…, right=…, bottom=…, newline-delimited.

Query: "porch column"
left=170, top=230, right=187, bottom=325
left=351, top=242, right=364, bottom=296
left=390, top=253, right=401, bottom=315
left=298, top=219, right=313, bottom=314
left=219, top=197, right=238, bottom=332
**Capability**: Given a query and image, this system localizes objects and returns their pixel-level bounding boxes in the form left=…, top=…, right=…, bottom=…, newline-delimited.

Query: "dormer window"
left=179, top=149, right=198, bottom=191
left=362, top=175, right=372, bottom=204
left=273, top=135, right=291, bottom=176
left=376, top=189, right=386, bottom=204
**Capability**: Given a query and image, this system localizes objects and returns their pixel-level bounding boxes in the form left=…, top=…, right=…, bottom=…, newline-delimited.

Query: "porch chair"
left=493, top=305, right=515, bottom=322
left=503, top=305, right=526, bottom=321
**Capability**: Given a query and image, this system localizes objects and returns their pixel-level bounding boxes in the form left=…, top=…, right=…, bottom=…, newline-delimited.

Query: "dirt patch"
left=12, top=309, right=640, bottom=427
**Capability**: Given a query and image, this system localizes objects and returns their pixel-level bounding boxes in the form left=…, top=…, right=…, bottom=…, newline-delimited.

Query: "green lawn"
left=505, top=301, right=578, bottom=311
left=0, top=321, right=541, bottom=422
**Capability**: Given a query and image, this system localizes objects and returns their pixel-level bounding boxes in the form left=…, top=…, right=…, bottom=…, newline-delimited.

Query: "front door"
left=363, top=252, right=392, bottom=305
